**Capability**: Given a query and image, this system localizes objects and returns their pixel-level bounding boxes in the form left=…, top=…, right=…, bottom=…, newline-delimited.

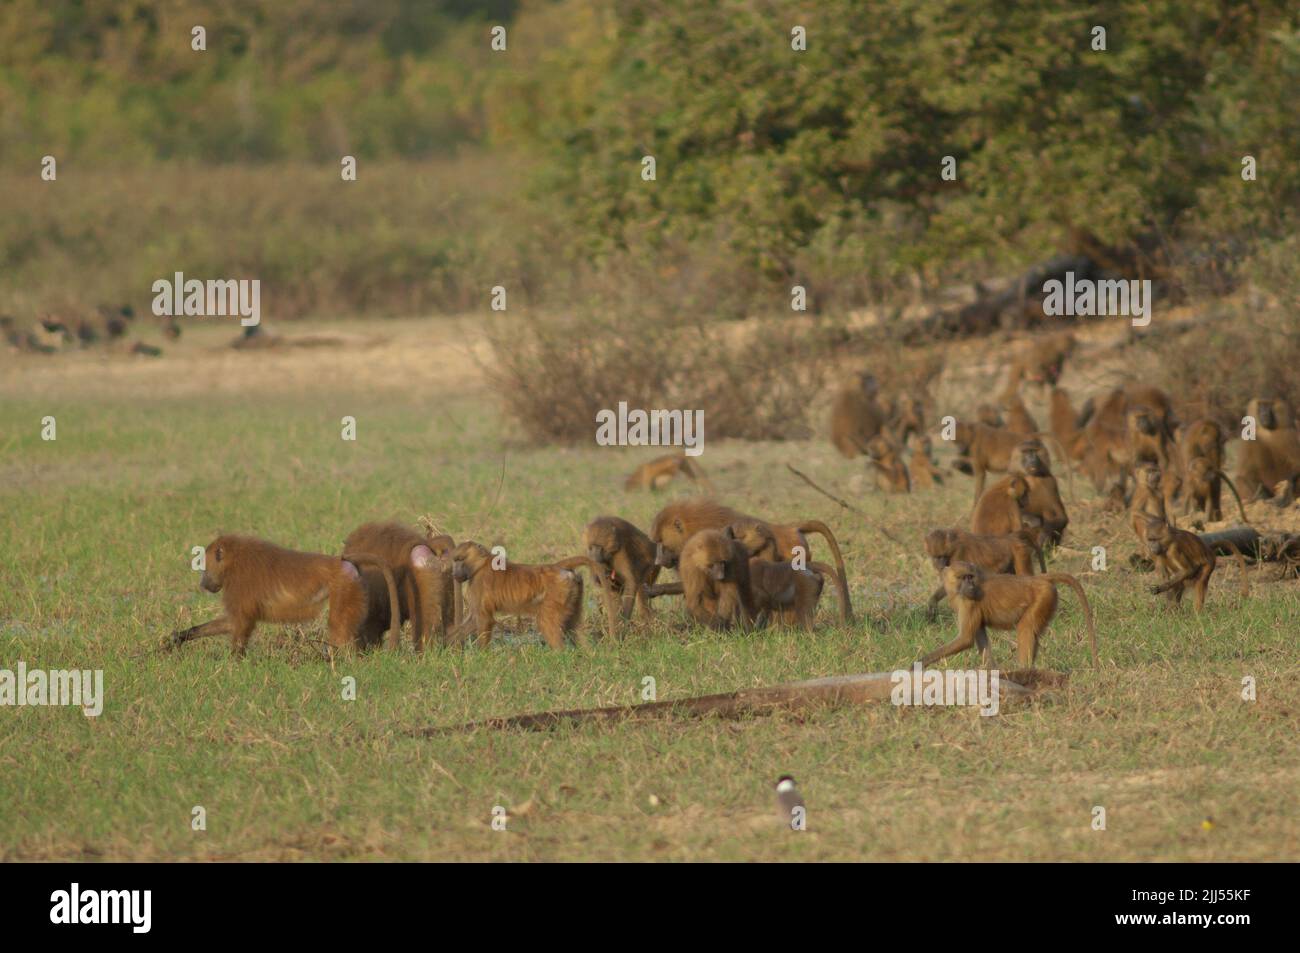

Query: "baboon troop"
left=161, top=331, right=1286, bottom=671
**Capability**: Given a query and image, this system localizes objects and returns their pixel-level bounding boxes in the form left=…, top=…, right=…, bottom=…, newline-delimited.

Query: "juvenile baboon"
left=583, top=516, right=660, bottom=621
left=1237, top=398, right=1300, bottom=499
left=829, top=372, right=886, bottom=458
left=923, top=527, right=1044, bottom=619
left=1182, top=456, right=1248, bottom=524
left=919, top=561, right=1097, bottom=669
left=909, top=435, right=944, bottom=489
left=449, top=542, right=606, bottom=648
left=1179, top=418, right=1226, bottom=471
left=747, top=558, right=827, bottom=630
left=677, top=529, right=757, bottom=630
left=624, top=452, right=711, bottom=493
left=1128, top=404, right=1181, bottom=479
left=343, top=522, right=456, bottom=650
left=885, top=395, right=927, bottom=445
left=865, top=434, right=911, bottom=493
left=971, top=474, right=1033, bottom=537
left=1130, top=464, right=1173, bottom=549
left=168, top=535, right=400, bottom=657
left=1141, top=518, right=1216, bottom=612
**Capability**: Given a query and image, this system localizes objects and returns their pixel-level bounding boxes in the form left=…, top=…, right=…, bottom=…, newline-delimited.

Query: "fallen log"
left=418, top=669, right=1053, bottom=735
left=1198, top=526, right=1263, bottom=559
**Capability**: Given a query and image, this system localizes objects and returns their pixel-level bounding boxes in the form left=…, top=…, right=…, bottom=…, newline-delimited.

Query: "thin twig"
left=786, top=464, right=906, bottom=546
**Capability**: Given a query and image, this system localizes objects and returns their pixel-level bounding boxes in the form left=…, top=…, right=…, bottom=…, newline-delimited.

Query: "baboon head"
left=686, top=530, right=735, bottom=581
left=857, top=372, right=879, bottom=399
left=945, top=560, right=985, bottom=601
left=725, top=518, right=779, bottom=560
left=583, top=519, right=621, bottom=568
left=1017, top=439, right=1050, bottom=477
left=1252, top=398, right=1279, bottom=431
left=1137, top=462, right=1162, bottom=492
left=450, top=541, right=491, bottom=582
left=924, top=529, right=958, bottom=571
left=199, top=536, right=233, bottom=593
left=1143, top=518, right=1173, bottom=556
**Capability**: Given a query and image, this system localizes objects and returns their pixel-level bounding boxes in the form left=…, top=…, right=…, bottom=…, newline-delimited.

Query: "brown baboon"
left=624, top=452, right=711, bottom=493
left=1237, top=398, right=1300, bottom=499
left=583, top=516, right=660, bottom=621
left=449, top=542, right=605, bottom=648
left=1049, top=387, right=1090, bottom=463
left=1130, top=464, right=1173, bottom=549
left=971, top=474, right=1033, bottom=536
left=723, top=516, right=853, bottom=623
left=886, top=395, right=927, bottom=445
left=747, top=558, right=827, bottom=630
left=343, top=522, right=456, bottom=650
left=865, top=434, right=912, bottom=493
left=1128, top=404, right=1181, bottom=479
left=1183, top=457, right=1248, bottom=524
left=829, top=372, right=886, bottom=458
left=1141, top=518, right=1217, bottom=612
left=909, top=435, right=944, bottom=489
left=677, top=529, right=757, bottom=631
left=1179, top=418, right=1226, bottom=471
left=922, top=527, right=1044, bottom=619
left=950, top=422, right=1033, bottom=499
left=167, top=535, right=400, bottom=657
left=918, top=561, right=1096, bottom=669
left=651, top=499, right=853, bottom=623
left=1005, top=333, right=1076, bottom=394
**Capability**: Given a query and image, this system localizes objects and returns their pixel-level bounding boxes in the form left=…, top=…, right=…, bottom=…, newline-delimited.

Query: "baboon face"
left=858, top=373, right=879, bottom=399
left=451, top=542, right=489, bottom=581
left=924, top=530, right=955, bottom=570
left=947, top=561, right=984, bottom=600
left=1144, top=521, right=1171, bottom=555
left=200, top=539, right=228, bottom=593
left=1018, top=441, right=1049, bottom=476
left=1138, top=464, right=1161, bottom=490
left=654, top=540, right=678, bottom=568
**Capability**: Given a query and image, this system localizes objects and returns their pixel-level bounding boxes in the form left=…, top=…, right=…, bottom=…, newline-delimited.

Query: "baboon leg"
left=170, top=615, right=233, bottom=648
left=1209, top=481, right=1223, bottom=522
left=476, top=611, right=496, bottom=649
left=327, top=583, right=366, bottom=651
left=1193, top=566, right=1212, bottom=612
left=926, top=584, right=947, bottom=620
left=920, top=627, right=978, bottom=666
left=229, top=618, right=256, bottom=657
left=1015, top=618, right=1038, bottom=668
left=402, top=576, right=421, bottom=650
left=537, top=599, right=567, bottom=650
left=974, top=627, right=994, bottom=669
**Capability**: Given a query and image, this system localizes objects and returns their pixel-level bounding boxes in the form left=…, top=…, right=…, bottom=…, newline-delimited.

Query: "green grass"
left=1, top=327, right=1297, bottom=861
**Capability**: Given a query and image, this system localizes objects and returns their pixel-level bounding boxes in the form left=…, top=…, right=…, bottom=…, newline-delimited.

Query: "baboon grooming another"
left=970, top=474, right=1033, bottom=537
left=583, top=516, right=661, bottom=621
left=343, top=522, right=456, bottom=650
left=651, top=499, right=853, bottom=623
left=723, top=515, right=853, bottom=623
left=865, top=434, right=911, bottom=493
left=677, top=529, right=757, bottom=630
left=923, top=528, right=1044, bottom=619
left=919, top=561, right=1097, bottom=669
left=168, top=535, right=400, bottom=657
left=449, top=542, right=608, bottom=648
left=624, top=452, right=711, bottom=493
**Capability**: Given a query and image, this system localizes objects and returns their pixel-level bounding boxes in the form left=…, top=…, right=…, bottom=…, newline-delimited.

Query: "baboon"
left=746, top=558, right=827, bottom=630
left=583, top=516, right=661, bottom=621
left=1008, top=439, right=1069, bottom=545
left=865, top=434, right=911, bottom=493
left=651, top=499, right=853, bottom=622
left=624, top=452, right=711, bottom=493
left=950, top=422, right=1033, bottom=499
left=1003, top=395, right=1040, bottom=435
left=1006, top=333, right=1076, bottom=393
left=1, top=315, right=57, bottom=354
left=886, top=395, right=927, bottom=445
left=678, top=529, right=757, bottom=630
left=829, top=372, right=886, bottom=458
left=1128, top=404, right=1180, bottom=479
left=923, top=528, right=1044, bottom=619
left=449, top=542, right=606, bottom=648
left=1141, top=517, right=1216, bottom=611
left=1183, top=456, right=1248, bottom=523
left=168, top=535, right=400, bottom=657
left=1130, top=464, right=1173, bottom=549
left=1179, top=418, right=1226, bottom=471
left=971, top=474, right=1033, bottom=537
left=1237, top=398, right=1300, bottom=499
left=723, top=515, right=853, bottom=623
left=342, top=522, right=457, bottom=650
left=1049, top=387, right=1090, bottom=463
left=919, top=561, right=1097, bottom=669
left=909, top=435, right=944, bottom=489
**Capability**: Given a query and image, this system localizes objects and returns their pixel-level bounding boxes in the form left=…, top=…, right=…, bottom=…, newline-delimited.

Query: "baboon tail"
left=797, top=520, right=853, bottom=624
left=343, top=552, right=402, bottom=651
left=552, top=556, right=617, bottom=640
left=1217, top=469, right=1250, bottom=525
left=1045, top=572, right=1097, bottom=668
left=1017, top=529, right=1047, bottom=572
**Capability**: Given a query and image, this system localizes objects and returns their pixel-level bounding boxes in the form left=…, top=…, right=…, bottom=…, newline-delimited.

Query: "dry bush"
left=486, top=307, right=845, bottom=443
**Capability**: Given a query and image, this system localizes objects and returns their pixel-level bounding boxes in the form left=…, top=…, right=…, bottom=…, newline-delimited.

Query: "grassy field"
left=1, top=318, right=1297, bottom=861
